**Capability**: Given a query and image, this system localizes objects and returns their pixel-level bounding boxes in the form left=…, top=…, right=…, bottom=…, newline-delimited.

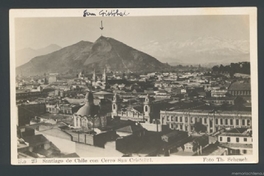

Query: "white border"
left=10, top=7, right=258, bottom=165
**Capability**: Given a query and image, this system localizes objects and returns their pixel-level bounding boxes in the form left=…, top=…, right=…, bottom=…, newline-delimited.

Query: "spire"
left=102, top=68, right=107, bottom=82
left=113, top=92, right=120, bottom=103
left=92, top=69, right=97, bottom=82
left=144, top=94, right=150, bottom=104
left=85, top=91, right=94, bottom=104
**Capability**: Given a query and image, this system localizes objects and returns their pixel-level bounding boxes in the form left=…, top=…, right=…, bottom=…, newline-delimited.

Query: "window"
left=242, top=119, right=245, bottom=126
left=247, top=120, right=250, bottom=126
left=220, top=119, right=223, bottom=125
left=215, top=119, right=218, bottom=125
left=225, top=119, right=228, bottom=125
left=145, top=106, right=148, bottom=112
left=204, top=118, right=207, bottom=124
left=230, top=119, right=233, bottom=125
left=180, top=116, right=182, bottom=122
left=236, top=119, right=239, bottom=125
left=243, top=150, right=247, bottom=154
left=236, top=138, right=239, bottom=143
left=244, top=138, right=247, bottom=142
left=227, top=137, right=230, bottom=142
left=175, top=116, right=178, bottom=122
left=219, top=137, right=222, bottom=142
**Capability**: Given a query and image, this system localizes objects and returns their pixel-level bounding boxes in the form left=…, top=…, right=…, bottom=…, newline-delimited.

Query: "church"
left=91, top=69, right=108, bottom=89
left=73, top=92, right=107, bottom=131
left=111, top=93, right=153, bottom=123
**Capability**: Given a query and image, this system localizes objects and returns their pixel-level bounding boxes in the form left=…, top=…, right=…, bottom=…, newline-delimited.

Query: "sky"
left=15, top=15, right=249, bottom=51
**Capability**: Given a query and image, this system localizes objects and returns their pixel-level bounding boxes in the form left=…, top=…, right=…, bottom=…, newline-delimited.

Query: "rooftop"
left=220, top=143, right=253, bottom=149
left=116, top=123, right=144, bottom=134
left=163, top=101, right=252, bottom=113
left=22, top=134, right=50, bottom=147
left=228, top=81, right=251, bottom=91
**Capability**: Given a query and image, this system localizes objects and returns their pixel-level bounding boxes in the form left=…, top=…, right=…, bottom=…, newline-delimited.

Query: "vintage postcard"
left=10, top=7, right=258, bottom=165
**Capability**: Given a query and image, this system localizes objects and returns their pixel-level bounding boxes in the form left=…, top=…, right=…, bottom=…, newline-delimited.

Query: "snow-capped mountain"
left=139, top=36, right=249, bottom=66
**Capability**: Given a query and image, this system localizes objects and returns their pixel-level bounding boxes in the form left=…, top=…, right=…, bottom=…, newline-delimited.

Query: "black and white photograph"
left=9, top=8, right=258, bottom=164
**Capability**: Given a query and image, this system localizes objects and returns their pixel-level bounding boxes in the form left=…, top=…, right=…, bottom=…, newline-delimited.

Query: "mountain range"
left=16, top=44, right=62, bottom=67
left=139, top=36, right=250, bottom=66
left=16, top=36, right=168, bottom=76
left=16, top=36, right=250, bottom=76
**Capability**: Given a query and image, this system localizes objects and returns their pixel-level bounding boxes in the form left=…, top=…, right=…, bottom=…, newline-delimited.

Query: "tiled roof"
left=116, top=123, right=144, bottom=133
left=228, top=82, right=251, bottom=91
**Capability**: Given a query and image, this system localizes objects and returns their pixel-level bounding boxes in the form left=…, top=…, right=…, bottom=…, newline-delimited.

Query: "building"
left=111, top=93, right=152, bottom=123
left=93, top=91, right=113, bottom=100
left=160, top=110, right=251, bottom=134
left=73, top=92, right=107, bottom=131
left=92, top=69, right=108, bottom=89
left=204, top=97, right=237, bottom=106
left=17, top=103, right=46, bottom=126
left=115, top=123, right=146, bottom=137
left=16, top=89, right=45, bottom=100
left=184, top=135, right=209, bottom=155
left=228, top=81, right=251, bottom=96
left=218, top=128, right=252, bottom=155
left=211, top=89, right=228, bottom=97
left=48, top=73, right=58, bottom=83
left=46, top=103, right=81, bottom=115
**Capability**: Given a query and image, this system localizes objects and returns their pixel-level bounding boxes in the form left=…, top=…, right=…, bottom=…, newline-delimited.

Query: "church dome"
left=76, top=92, right=99, bottom=117
left=76, top=104, right=93, bottom=116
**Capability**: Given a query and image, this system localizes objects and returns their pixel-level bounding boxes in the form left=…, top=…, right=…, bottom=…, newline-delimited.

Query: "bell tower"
left=144, top=94, right=152, bottom=123
left=112, top=93, right=119, bottom=118
left=102, top=68, right=107, bottom=83
left=92, top=69, right=97, bottom=86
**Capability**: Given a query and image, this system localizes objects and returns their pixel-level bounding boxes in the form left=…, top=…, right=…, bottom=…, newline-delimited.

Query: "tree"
left=212, top=66, right=219, bottom=73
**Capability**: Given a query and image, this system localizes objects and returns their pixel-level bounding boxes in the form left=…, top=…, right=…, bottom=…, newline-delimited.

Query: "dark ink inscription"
left=83, top=10, right=96, bottom=17
left=99, top=9, right=130, bottom=17
left=83, top=9, right=129, bottom=17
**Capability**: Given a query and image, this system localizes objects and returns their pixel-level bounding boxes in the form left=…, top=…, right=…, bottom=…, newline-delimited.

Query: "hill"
left=16, top=36, right=168, bottom=76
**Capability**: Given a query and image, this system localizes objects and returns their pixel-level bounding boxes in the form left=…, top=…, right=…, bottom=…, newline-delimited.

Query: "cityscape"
left=14, top=15, right=253, bottom=159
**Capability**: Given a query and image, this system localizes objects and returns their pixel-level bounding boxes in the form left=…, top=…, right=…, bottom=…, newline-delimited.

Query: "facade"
left=211, top=89, right=228, bottom=97
left=92, top=69, right=108, bottom=89
left=111, top=93, right=152, bottom=123
left=48, top=73, right=58, bottom=83
left=46, top=104, right=59, bottom=114
left=184, top=135, right=209, bottom=155
left=16, top=89, right=44, bottom=99
left=218, top=128, right=252, bottom=155
left=160, top=110, right=251, bottom=134
left=204, top=97, right=237, bottom=106
left=46, top=103, right=81, bottom=115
